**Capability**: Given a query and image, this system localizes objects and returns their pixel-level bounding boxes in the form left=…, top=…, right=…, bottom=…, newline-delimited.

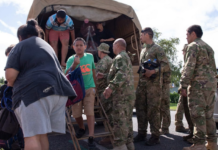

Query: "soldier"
left=177, top=44, right=194, bottom=144
left=160, top=72, right=171, bottom=135
left=103, top=38, right=135, bottom=150
left=175, top=44, right=190, bottom=133
left=181, top=25, right=217, bottom=150
left=175, top=95, right=185, bottom=131
left=95, top=43, right=113, bottom=145
left=134, top=27, right=170, bottom=146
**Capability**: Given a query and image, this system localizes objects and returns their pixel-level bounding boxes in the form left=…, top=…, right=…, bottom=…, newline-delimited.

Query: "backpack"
left=0, top=84, right=7, bottom=110
left=0, top=84, right=7, bottom=100
left=66, top=66, right=85, bottom=107
left=0, top=87, right=19, bottom=141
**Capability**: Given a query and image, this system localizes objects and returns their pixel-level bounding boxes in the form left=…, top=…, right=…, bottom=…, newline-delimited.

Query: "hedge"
left=170, top=92, right=180, bottom=103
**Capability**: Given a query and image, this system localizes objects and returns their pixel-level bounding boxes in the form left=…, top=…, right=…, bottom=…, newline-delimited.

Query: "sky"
left=0, top=0, right=217, bottom=78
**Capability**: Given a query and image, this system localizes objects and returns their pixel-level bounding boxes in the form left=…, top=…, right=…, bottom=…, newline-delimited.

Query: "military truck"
left=27, top=0, right=142, bottom=89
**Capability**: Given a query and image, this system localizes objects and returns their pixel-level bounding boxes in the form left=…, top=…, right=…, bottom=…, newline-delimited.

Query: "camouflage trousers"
left=136, top=81, right=161, bottom=137
left=98, top=92, right=113, bottom=127
left=188, top=90, right=217, bottom=144
left=175, top=96, right=184, bottom=127
left=110, top=91, right=135, bottom=147
left=160, top=83, right=171, bottom=130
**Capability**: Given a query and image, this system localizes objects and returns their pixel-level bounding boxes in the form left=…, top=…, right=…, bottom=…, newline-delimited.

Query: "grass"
left=170, top=103, right=178, bottom=111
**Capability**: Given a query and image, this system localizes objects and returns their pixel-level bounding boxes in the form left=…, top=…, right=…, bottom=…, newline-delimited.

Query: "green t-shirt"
left=66, top=53, right=96, bottom=90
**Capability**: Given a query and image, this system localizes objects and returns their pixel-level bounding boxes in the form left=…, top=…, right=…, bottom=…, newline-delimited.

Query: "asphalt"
left=48, top=111, right=218, bottom=150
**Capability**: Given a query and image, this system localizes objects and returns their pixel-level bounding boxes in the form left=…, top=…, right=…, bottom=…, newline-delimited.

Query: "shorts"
left=72, top=88, right=96, bottom=118
left=49, top=29, right=70, bottom=42
left=14, top=95, right=68, bottom=138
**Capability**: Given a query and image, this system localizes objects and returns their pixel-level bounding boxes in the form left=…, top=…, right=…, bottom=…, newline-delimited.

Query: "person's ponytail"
left=17, top=19, right=39, bottom=40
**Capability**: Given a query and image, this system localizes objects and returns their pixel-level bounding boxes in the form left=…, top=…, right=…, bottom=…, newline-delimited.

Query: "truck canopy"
left=27, top=0, right=142, bottom=87
left=27, top=0, right=141, bottom=31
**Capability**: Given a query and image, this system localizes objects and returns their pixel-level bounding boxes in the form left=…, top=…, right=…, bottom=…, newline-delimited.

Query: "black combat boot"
left=133, top=134, right=147, bottom=142
left=88, top=137, right=96, bottom=150
left=76, top=128, right=86, bottom=138
left=145, top=134, right=160, bottom=146
left=183, top=130, right=193, bottom=141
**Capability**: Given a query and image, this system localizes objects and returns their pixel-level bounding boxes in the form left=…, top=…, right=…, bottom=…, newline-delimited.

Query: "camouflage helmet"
left=97, top=43, right=110, bottom=54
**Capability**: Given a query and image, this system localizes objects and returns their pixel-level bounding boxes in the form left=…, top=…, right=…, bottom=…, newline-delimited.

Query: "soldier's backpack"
left=66, top=66, right=85, bottom=107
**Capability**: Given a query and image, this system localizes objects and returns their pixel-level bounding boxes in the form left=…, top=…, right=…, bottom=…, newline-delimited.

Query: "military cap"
left=97, top=43, right=110, bottom=54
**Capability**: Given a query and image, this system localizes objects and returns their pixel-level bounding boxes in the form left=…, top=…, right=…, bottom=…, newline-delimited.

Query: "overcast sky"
left=0, top=0, right=217, bottom=78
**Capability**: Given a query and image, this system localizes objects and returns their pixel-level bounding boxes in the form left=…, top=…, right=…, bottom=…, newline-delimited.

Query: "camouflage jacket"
left=139, top=43, right=170, bottom=85
left=107, top=51, right=135, bottom=100
left=178, top=45, right=188, bottom=92
left=180, top=38, right=217, bottom=91
left=163, top=72, right=171, bottom=84
left=96, top=55, right=113, bottom=94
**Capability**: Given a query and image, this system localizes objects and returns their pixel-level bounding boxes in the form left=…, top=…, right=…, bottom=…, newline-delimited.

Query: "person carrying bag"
left=0, top=86, right=19, bottom=141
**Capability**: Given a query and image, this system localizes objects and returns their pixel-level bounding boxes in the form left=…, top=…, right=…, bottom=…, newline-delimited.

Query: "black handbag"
left=0, top=87, right=19, bottom=141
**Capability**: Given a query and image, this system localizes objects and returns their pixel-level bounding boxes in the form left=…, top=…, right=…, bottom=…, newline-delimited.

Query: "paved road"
left=48, top=111, right=217, bottom=150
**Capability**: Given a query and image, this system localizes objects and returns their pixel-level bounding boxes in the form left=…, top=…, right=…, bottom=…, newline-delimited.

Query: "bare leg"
left=50, top=41, right=58, bottom=57
left=75, top=116, right=85, bottom=130
left=60, top=39, right=69, bottom=67
left=39, top=134, right=49, bottom=150
left=87, top=115, right=95, bottom=137
left=24, top=135, right=42, bottom=150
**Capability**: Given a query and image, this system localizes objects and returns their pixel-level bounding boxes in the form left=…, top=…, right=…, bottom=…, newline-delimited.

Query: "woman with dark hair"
left=27, top=19, right=45, bottom=40
left=5, top=20, right=76, bottom=150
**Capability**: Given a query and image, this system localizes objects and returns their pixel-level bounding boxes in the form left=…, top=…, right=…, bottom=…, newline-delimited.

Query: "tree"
left=0, top=77, right=4, bottom=84
left=153, top=28, right=182, bottom=87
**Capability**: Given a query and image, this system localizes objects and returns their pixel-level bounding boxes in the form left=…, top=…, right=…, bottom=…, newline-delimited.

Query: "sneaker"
left=133, top=134, right=146, bottom=142
left=76, top=128, right=86, bottom=138
left=145, top=134, right=160, bottom=146
left=88, top=137, right=96, bottom=150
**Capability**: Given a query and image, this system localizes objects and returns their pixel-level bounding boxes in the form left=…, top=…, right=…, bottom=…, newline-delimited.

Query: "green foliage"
left=171, top=62, right=182, bottom=87
left=170, top=92, right=180, bottom=103
left=170, top=103, right=177, bottom=110
left=0, top=77, right=4, bottom=84
left=153, top=28, right=182, bottom=86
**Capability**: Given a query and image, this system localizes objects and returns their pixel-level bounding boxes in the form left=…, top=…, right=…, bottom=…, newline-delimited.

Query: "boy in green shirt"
left=65, top=37, right=96, bottom=149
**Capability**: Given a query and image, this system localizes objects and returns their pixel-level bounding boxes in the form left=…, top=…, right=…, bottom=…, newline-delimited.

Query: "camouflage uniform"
left=136, top=43, right=170, bottom=137
left=175, top=96, right=184, bottom=127
left=180, top=38, right=217, bottom=145
left=96, top=55, right=113, bottom=124
left=107, top=51, right=135, bottom=147
left=160, top=72, right=171, bottom=131
left=176, top=44, right=194, bottom=132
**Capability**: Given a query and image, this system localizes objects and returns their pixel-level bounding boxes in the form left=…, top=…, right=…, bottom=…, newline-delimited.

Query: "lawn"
left=170, top=103, right=177, bottom=111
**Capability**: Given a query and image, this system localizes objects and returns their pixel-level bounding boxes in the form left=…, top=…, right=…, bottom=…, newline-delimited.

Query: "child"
left=65, top=37, right=96, bottom=149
